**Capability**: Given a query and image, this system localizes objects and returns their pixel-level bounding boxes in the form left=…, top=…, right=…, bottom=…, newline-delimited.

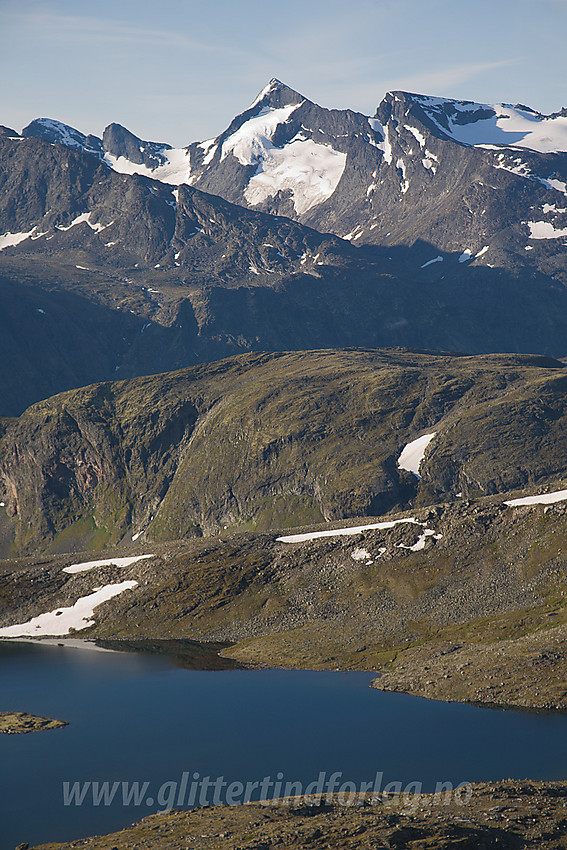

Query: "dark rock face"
left=18, top=83, right=567, bottom=279
left=102, top=123, right=173, bottom=169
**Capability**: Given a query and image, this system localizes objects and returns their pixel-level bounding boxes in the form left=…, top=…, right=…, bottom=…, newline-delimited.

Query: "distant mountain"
left=1, top=349, right=566, bottom=555
left=2, top=82, right=567, bottom=415
left=185, top=81, right=567, bottom=273
left=21, top=115, right=191, bottom=184
left=19, top=80, right=567, bottom=273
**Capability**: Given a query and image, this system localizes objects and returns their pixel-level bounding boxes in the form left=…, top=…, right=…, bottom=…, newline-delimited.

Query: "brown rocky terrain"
left=31, top=781, right=567, bottom=850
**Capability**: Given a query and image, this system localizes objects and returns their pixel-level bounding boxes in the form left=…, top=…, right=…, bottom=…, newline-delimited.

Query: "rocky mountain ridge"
left=2, top=80, right=567, bottom=416
left=1, top=348, right=566, bottom=556
left=19, top=80, right=567, bottom=275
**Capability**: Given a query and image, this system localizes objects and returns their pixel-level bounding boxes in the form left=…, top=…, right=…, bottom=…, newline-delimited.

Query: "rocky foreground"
left=32, top=781, right=567, bottom=850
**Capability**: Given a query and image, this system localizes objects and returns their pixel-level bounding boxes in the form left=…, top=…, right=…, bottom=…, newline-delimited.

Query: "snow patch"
left=421, top=256, right=443, bottom=268
left=221, top=104, right=346, bottom=215
left=351, top=548, right=371, bottom=561
left=545, top=178, right=567, bottom=197
left=0, top=582, right=138, bottom=637
left=198, top=139, right=218, bottom=165
left=245, top=138, right=346, bottom=215
left=492, top=158, right=567, bottom=199
left=421, top=148, right=439, bottom=173
left=56, top=212, right=112, bottom=233
left=396, top=158, right=409, bottom=193
left=343, top=225, right=365, bottom=241
left=277, top=517, right=423, bottom=544
left=398, top=528, right=440, bottom=552
left=104, top=147, right=191, bottom=186
left=528, top=221, right=567, bottom=239
left=62, top=554, right=155, bottom=574
left=504, top=489, right=567, bottom=507
left=397, top=433, right=436, bottom=478
left=0, top=229, right=35, bottom=250
left=222, top=104, right=300, bottom=164
left=416, top=96, right=567, bottom=154
left=404, top=125, right=426, bottom=147
left=378, top=123, right=393, bottom=165
left=367, top=118, right=384, bottom=135
left=543, top=203, right=567, bottom=214
left=278, top=517, right=442, bottom=550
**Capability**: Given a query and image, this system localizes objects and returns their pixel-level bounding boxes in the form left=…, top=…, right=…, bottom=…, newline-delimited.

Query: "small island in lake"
left=0, top=711, right=68, bottom=734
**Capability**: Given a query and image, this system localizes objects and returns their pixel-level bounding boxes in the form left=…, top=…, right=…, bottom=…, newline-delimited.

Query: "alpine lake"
left=1, top=638, right=567, bottom=850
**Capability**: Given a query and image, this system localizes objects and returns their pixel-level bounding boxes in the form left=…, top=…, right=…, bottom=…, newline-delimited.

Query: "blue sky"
left=1, top=0, right=566, bottom=146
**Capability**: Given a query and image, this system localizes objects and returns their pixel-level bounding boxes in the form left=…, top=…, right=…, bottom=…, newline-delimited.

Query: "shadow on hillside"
left=1, top=234, right=566, bottom=416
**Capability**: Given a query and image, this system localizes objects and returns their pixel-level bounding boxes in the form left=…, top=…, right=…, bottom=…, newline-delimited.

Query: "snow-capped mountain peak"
left=247, top=78, right=304, bottom=111
left=101, top=123, right=191, bottom=186
left=400, top=92, right=567, bottom=154
left=13, top=82, right=567, bottom=270
left=22, top=117, right=103, bottom=157
left=187, top=79, right=353, bottom=216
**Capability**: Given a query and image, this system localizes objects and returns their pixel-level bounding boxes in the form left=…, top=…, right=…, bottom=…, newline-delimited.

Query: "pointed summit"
left=248, top=78, right=306, bottom=112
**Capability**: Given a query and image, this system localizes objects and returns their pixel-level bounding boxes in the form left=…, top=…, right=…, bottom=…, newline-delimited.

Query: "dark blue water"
left=1, top=640, right=567, bottom=850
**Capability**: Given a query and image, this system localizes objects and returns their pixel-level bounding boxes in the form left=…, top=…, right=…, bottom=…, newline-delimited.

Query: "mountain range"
left=18, top=78, right=567, bottom=258
left=1, top=80, right=567, bottom=415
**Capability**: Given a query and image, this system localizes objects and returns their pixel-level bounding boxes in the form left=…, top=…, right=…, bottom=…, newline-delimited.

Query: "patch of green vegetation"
left=423, top=585, right=567, bottom=646
left=223, top=625, right=402, bottom=671
left=524, top=524, right=567, bottom=575
left=243, top=494, right=325, bottom=532
left=221, top=581, right=567, bottom=673
left=48, top=516, right=111, bottom=554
